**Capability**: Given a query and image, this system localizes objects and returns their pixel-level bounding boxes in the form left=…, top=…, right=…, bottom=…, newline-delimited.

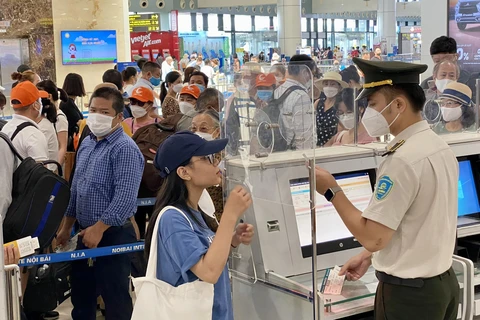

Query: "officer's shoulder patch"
left=375, top=175, right=394, bottom=201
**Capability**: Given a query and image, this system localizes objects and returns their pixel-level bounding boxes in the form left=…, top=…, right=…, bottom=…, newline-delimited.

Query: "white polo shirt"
left=1, top=114, right=49, bottom=162
left=362, top=120, right=458, bottom=278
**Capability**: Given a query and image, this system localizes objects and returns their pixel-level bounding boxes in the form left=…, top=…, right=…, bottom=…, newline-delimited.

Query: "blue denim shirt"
left=66, top=127, right=144, bottom=227
left=156, top=207, right=233, bottom=320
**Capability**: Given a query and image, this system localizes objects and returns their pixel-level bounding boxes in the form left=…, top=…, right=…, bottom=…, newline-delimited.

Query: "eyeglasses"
left=436, top=100, right=460, bottom=108
left=190, top=154, right=215, bottom=165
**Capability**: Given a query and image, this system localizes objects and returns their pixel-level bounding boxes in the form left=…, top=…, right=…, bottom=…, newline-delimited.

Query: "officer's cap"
left=353, top=58, right=428, bottom=101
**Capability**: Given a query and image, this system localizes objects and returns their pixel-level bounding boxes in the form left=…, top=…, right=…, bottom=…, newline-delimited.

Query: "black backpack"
left=261, top=85, right=306, bottom=152
left=131, top=114, right=183, bottom=196
left=0, top=123, right=70, bottom=249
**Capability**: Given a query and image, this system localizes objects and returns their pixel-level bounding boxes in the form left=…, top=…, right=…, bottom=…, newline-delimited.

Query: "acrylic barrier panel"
left=223, top=63, right=316, bottom=157
left=423, top=88, right=478, bottom=136
left=314, top=86, right=381, bottom=147
left=221, top=63, right=317, bottom=281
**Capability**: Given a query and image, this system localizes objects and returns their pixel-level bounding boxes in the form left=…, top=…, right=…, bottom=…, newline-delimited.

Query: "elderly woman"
left=315, top=71, right=349, bottom=146
left=433, top=81, right=476, bottom=135
left=190, top=110, right=224, bottom=222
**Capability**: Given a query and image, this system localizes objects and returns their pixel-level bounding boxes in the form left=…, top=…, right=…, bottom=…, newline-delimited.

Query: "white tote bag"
left=131, top=206, right=214, bottom=320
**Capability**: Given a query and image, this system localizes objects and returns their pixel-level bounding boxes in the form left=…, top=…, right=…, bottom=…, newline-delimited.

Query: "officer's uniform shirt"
left=362, top=120, right=458, bottom=279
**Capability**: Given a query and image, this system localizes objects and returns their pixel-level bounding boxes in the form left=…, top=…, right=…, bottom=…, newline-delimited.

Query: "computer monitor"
left=458, top=159, right=480, bottom=217
left=289, top=169, right=376, bottom=258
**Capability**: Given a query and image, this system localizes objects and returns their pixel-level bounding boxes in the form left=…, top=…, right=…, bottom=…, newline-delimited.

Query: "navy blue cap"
left=154, top=131, right=228, bottom=178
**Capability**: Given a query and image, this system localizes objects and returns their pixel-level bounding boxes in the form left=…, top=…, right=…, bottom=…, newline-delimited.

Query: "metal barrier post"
left=0, top=219, right=8, bottom=320
left=5, top=265, right=21, bottom=320
left=476, top=79, right=480, bottom=131
left=308, top=158, right=319, bottom=319
left=0, top=214, right=22, bottom=320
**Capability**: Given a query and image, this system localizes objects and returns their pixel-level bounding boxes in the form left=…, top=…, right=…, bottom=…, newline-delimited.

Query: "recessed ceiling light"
left=83, top=7, right=89, bottom=10
left=112, top=2, right=118, bottom=5
left=61, top=13, right=66, bottom=15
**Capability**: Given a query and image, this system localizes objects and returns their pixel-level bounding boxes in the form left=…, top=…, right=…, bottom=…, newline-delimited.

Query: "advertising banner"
left=448, top=0, right=480, bottom=72
left=130, top=31, right=179, bottom=60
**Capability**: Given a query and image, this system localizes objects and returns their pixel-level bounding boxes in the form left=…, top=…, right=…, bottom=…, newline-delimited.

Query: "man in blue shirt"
left=57, top=87, right=144, bottom=320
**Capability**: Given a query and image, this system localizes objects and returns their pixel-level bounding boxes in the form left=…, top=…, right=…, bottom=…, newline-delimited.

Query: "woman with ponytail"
left=160, top=71, right=183, bottom=118
left=37, top=80, right=69, bottom=166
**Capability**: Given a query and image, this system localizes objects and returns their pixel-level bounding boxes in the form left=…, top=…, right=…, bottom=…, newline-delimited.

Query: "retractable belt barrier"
left=137, top=198, right=156, bottom=207
left=17, top=198, right=154, bottom=267
left=18, top=242, right=145, bottom=267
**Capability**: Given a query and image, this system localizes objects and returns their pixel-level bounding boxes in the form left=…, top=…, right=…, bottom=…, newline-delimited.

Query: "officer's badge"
left=375, top=176, right=394, bottom=201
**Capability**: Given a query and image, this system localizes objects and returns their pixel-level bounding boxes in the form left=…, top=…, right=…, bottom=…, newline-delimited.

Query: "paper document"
left=321, top=266, right=345, bottom=295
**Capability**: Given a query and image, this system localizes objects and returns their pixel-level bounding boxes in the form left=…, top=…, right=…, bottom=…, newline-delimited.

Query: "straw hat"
left=315, top=71, right=349, bottom=90
left=439, top=81, right=473, bottom=106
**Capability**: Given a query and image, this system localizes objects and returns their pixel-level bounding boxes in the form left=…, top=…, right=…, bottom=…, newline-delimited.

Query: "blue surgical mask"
left=194, top=84, right=205, bottom=92
left=257, top=90, right=273, bottom=102
left=150, top=76, right=161, bottom=87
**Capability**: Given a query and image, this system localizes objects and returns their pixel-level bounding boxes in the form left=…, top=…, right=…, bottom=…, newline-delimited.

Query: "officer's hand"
left=339, top=251, right=372, bottom=281
left=314, top=166, right=338, bottom=195
left=80, top=225, right=104, bottom=249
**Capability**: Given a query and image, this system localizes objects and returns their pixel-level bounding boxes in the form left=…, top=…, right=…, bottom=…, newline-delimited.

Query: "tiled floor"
left=56, top=298, right=104, bottom=320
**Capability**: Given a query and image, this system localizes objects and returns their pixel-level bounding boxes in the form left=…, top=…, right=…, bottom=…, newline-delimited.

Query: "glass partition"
left=221, top=63, right=316, bottom=283
left=423, top=86, right=478, bottom=136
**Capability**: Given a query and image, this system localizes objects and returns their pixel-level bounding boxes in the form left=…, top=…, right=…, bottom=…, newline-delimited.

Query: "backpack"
left=132, top=114, right=183, bottom=196
left=0, top=124, right=70, bottom=250
left=261, top=85, right=306, bottom=152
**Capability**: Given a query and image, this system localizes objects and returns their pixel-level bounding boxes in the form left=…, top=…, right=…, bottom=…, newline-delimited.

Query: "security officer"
left=315, top=58, right=459, bottom=320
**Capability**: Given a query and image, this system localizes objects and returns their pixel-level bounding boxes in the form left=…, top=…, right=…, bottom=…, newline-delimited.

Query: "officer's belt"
left=375, top=268, right=453, bottom=288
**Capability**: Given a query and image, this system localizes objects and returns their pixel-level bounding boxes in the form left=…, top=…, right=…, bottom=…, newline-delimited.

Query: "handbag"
left=131, top=206, right=214, bottom=320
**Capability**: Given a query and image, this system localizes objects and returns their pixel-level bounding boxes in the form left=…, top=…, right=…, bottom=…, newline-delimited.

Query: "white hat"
left=0, top=85, right=4, bottom=91
left=315, top=71, right=349, bottom=90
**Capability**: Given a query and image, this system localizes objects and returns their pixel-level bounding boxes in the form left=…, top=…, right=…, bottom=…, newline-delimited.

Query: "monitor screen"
left=290, top=170, right=375, bottom=258
left=61, top=30, right=117, bottom=65
left=458, top=160, right=480, bottom=217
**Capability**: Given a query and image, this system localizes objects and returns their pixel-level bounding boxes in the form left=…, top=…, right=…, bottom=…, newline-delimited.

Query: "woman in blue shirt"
left=145, top=131, right=254, bottom=320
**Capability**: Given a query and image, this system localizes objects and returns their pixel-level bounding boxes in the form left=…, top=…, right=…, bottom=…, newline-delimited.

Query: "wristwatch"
left=324, top=186, right=343, bottom=202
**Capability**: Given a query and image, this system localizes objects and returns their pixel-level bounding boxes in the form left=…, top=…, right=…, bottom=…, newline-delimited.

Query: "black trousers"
left=134, top=205, right=153, bottom=239
left=375, top=267, right=459, bottom=320
left=70, top=223, right=136, bottom=320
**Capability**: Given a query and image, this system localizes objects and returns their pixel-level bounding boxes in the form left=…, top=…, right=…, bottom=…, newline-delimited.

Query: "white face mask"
left=441, top=106, right=463, bottom=122
left=179, top=101, right=195, bottom=114
left=173, top=83, right=184, bottom=93
left=338, top=113, right=355, bottom=130
left=35, top=99, right=43, bottom=119
left=195, top=131, right=214, bottom=141
left=275, top=76, right=283, bottom=84
left=323, top=87, right=339, bottom=98
left=361, top=100, right=400, bottom=137
left=435, top=79, right=454, bottom=93
left=87, top=113, right=115, bottom=137
left=131, top=105, right=148, bottom=118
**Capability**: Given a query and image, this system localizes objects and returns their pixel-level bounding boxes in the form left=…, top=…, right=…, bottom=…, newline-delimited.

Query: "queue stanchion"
left=0, top=214, right=22, bottom=320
